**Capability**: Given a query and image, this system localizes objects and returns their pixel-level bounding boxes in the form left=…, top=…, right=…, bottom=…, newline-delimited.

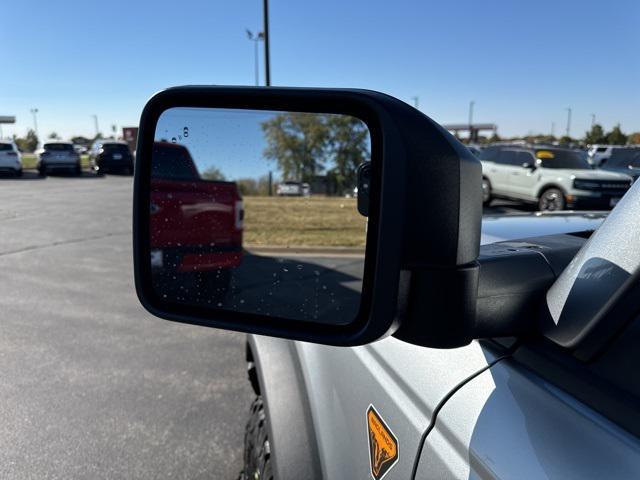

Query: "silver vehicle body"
left=248, top=212, right=640, bottom=479
left=0, top=140, right=22, bottom=174
left=587, top=144, right=626, bottom=166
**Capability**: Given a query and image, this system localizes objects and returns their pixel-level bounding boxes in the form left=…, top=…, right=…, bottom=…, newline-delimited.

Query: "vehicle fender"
left=247, top=335, right=323, bottom=480
left=535, top=182, right=568, bottom=199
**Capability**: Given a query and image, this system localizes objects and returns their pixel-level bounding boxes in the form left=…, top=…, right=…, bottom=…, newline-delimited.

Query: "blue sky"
left=2, top=0, right=638, bottom=140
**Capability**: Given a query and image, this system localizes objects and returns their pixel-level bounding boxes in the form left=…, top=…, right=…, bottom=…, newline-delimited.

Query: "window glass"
left=0, top=143, right=13, bottom=151
left=496, top=150, right=520, bottom=165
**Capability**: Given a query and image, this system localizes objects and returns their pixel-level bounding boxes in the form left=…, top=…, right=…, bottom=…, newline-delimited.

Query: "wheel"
left=482, top=177, right=492, bottom=206
left=15, top=168, right=23, bottom=177
left=538, top=188, right=565, bottom=211
left=75, top=165, right=82, bottom=176
left=240, top=396, right=274, bottom=480
left=37, top=165, right=47, bottom=177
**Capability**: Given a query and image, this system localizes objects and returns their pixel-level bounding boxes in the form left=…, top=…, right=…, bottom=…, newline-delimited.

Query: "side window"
left=597, top=147, right=608, bottom=152
left=516, top=151, right=535, bottom=166
left=496, top=150, right=519, bottom=166
left=479, top=146, right=499, bottom=162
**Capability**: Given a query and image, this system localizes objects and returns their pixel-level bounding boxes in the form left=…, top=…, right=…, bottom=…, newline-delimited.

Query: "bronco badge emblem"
left=367, top=405, right=399, bottom=479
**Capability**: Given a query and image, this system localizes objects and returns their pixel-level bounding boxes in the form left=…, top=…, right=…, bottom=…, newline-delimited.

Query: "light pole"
left=92, top=115, right=100, bottom=137
left=263, top=0, right=271, bottom=86
left=565, top=108, right=572, bottom=138
left=411, top=96, right=419, bottom=109
left=30, top=108, right=39, bottom=137
left=551, top=122, right=556, bottom=137
left=246, top=29, right=264, bottom=86
left=591, top=114, right=596, bottom=128
left=468, top=101, right=475, bottom=142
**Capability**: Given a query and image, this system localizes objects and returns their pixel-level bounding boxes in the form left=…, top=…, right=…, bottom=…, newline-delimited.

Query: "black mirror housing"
left=133, top=86, right=482, bottom=347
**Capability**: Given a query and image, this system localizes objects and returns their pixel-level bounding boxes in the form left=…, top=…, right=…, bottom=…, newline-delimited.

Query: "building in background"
left=122, top=127, right=138, bottom=153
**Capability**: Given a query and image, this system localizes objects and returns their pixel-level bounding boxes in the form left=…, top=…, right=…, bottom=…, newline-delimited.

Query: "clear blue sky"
left=2, top=0, right=638, bottom=140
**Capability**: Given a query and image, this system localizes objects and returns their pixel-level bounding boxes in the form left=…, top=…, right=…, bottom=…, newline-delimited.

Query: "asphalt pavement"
left=0, top=172, right=527, bottom=479
left=0, top=173, right=252, bottom=479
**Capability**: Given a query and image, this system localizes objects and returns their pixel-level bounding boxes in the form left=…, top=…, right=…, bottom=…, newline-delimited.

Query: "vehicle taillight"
left=235, top=200, right=244, bottom=230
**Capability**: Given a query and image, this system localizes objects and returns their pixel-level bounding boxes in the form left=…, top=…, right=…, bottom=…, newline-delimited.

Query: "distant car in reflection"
left=36, top=141, right=81, bottom=176
left=150, top=141, right=244, bottom=301
left=598, top=147, right=640, bottom=180
left=0, top=140, right=23, bottom=176
left=276, top=181, right=310, bottom=196
left=89, top=140, right=134, bottom=175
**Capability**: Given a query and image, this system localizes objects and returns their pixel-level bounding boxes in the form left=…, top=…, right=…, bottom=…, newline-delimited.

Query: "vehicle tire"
left=75, top=165, right=82, bottom=176
left=37, top=165, right=47, bottom=177
left=482, top=177, right=492, bottom=206
left=15, top=168, right=23, bottom=177
left=538, top=188, right=565, bottom=211
left=240, top=396, right=274, bottom=480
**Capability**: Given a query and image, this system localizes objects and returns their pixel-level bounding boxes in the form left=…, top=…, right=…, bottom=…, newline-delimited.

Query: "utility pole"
left=411, top=96, right=419, bottom=109
left=551, top=122, right=556, bottom=137
left=565, top=107, right=572, bottom=138
left=246, top=29, right=264, bottom=86
left=263, top=0, right=271, bottom=86
left=468, top=101, right=475, bottom=142
left=591, top=114, right=596, bottom=128
left=30, top=108, right=39, bottom=137
left=92, top=115, right=100, bottom=137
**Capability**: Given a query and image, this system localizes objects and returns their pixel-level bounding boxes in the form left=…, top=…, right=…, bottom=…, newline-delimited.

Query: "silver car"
left=0, top=140, right=23, bottom=176
left=37, top=141, right=82, bottom=176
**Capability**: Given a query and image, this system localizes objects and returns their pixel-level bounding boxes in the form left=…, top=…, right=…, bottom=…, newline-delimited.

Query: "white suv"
left=587, top=144, right=626, bottom=166
left=480, top=145, right=633, bottom=211
left=0, top=140, right=23, bottom=176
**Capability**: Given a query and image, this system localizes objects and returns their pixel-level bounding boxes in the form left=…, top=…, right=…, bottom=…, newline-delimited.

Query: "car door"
left=491, top=149, right=521, bottom=198
left=482, top=149, right=513, bottom=195
left=415, top=320, right=640, bottom=478
left=508, top=151, right=539, bottom=200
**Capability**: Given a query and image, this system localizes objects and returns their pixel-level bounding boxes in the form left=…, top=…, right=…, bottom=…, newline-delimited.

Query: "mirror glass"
left=150, top=107, right=371, bottom=325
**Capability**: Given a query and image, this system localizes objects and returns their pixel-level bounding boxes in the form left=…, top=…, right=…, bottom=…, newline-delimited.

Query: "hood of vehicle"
left=600, top=166, right=640, bottom=179
left=481, top=211, right=607, bottom=245
left=568, top=169, right=633, bottom=180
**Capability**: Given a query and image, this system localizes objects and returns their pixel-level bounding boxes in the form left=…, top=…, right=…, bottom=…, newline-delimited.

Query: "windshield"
left=537, top=149, right=592, bottom=169
left=44, top=143, right=74, bottom=152
left=151, top=143, right=199, bottom=181
left=603, top=149, right=640, bottom=168
left=0, top=143, right=13, bottom=151
left=102, top=144, right=130, bottom=154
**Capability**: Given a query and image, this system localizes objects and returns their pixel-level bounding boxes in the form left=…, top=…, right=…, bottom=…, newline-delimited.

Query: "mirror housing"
left=133, top=86, right=482, bottom=347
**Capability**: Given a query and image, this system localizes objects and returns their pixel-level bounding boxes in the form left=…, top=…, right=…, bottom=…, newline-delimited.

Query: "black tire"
left=538, top=188, right=565, bottom=211
left=240, top=396, right=274, bottom=480
left=37, top=165, right=47, bottom=177
left=482, top=177, right=492, bottom=206
left=75, top=165, right=82, bottom=176
left=15, top=169, right=23, bottom=178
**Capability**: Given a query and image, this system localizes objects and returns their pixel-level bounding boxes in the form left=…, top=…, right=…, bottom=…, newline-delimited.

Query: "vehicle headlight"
left=573, top=179, right=600, bottom=190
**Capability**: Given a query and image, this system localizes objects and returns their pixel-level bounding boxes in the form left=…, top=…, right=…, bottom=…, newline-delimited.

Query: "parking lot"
left=0, top=174, right=252, bottom=479
left=0, top=172, right=531, bottom=478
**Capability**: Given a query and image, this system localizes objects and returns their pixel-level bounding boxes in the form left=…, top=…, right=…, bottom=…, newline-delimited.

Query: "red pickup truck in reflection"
left=150, top=142, right=243, bottom=297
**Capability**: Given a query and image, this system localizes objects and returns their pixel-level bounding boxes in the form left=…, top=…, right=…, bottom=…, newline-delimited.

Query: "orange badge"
left=367, top=405, right=399, bottom=479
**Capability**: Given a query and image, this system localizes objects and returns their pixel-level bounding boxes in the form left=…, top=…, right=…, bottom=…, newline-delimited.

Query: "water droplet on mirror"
left=183, top=127, right=189, bottom=137
left=282, top=268, right=289, bottom=272
left=296, top=265, right=303, bottom=270
left=171, top=137, right=177, bottom=143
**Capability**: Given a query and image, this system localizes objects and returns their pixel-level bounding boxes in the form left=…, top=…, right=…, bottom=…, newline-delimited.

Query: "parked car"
left=36, top=141, right=81, bottom=176
left=134, top=87, right=640, bottom=480
left=0, top=140, right=23, bottom=176
left=149, top=141, right=243, bottom=300
left=276, top=180, right=310, bottom=196
left=480, top=144, right=632, bottom=210
left=598, top=147, right=640, bottom=180
left=89, top=140, right=134, bottom=174
left=586, top=144, right=626, bottom=166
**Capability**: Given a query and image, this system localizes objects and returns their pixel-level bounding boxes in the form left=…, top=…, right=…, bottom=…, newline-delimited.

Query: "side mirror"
left=133, top=86, right=482, bottom=347
left=522, top=162, right=535, bottom=170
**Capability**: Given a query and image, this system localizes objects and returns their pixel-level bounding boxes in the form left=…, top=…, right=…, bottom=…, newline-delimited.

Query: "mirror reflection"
left=150, top=108, right=371, bottom=325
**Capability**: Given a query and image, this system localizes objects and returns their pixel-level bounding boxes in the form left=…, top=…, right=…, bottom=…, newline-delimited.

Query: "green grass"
left=243, top=196, right=367, bottom=248
left=21, top=154, right=90, bottom=169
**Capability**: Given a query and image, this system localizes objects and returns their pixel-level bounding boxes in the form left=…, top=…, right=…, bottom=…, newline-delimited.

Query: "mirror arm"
left=395, top=234, right=585, bottom=348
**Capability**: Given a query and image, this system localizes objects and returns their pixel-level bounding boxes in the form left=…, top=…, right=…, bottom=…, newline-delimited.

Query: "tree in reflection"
left=261, top=113, right=369, bottom=193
